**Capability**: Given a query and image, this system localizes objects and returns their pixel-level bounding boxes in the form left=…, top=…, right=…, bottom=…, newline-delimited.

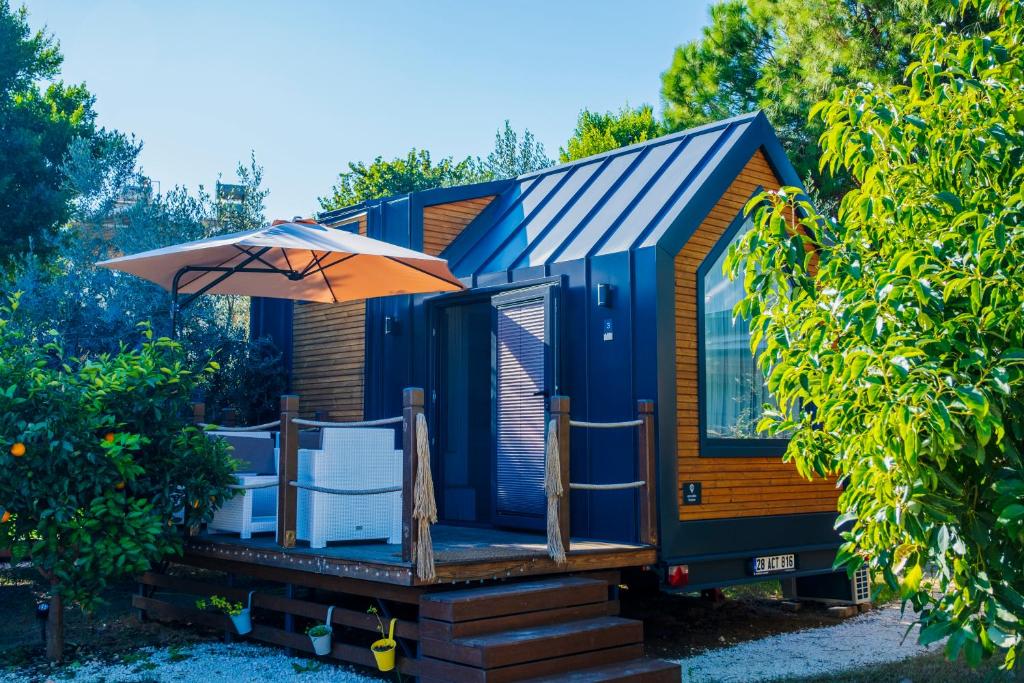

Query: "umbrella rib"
left=312, top=251, right=341, bottom=303
left=178, top=247, right=273, bottom=308
left=178, top=249, right=247, bottom=290
left=299, top=250, right=323, bottom=277
left=235, top=245, right=283, bottom=273
left=280, top=248, right=295, bottom=274
left=315, top=253, right=357, bottom=273
left=382, top=255, right=464, bottom=289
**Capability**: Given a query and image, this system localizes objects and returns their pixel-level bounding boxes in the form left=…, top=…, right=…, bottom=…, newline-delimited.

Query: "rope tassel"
left=413, top=413, right=437, bottom=581
left=545, top=418, right=566, bottom=565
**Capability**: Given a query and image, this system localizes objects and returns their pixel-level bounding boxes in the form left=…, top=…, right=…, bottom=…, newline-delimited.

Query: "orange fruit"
left=1, top=511, right=11, bottom=523
left=104, top=433, right=115, bottom=443
left=9, top=442, right=25, bottom=457
left=115, top=481, right=125, bottom=491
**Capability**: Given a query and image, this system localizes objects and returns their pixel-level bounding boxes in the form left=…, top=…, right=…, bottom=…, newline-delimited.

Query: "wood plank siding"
left=422, top=196, right=495, bottom=256
left=674, top=150, right=839, bottom=521
left=291, top=215, right=367, bottom=420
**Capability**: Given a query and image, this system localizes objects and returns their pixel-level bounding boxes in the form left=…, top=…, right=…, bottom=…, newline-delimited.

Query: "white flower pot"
left=231, top=609, right=252, bottom=635
left=309, top=630, right=332, bottom=655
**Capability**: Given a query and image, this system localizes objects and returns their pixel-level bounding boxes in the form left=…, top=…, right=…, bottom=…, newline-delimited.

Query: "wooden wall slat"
left=422, top=196, right=494, bottom=256
left=674, top=150, right=839, bottom=521
left=291, top=216, right=367, bottom=421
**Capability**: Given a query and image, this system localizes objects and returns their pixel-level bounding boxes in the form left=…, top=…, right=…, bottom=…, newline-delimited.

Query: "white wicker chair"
left=296, top=427, right=402, bottom=548
left=208, top=432, right=279, bottom=539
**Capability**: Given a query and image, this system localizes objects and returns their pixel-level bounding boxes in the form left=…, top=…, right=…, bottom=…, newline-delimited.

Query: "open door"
left=492, top=284, right=560, bottom=530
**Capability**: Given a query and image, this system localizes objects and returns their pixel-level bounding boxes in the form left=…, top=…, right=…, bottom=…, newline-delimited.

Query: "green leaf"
left=934, top=191, right=963, bottom=213
left=997, top=504, right=1024, bottom=525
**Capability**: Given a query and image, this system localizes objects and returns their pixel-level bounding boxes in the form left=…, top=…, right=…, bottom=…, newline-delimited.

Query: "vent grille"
left=853, top=565, right=871, bottom=604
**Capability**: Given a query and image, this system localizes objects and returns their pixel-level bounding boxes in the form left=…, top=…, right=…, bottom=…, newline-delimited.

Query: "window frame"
left=696, top=187, right=789, bottom=459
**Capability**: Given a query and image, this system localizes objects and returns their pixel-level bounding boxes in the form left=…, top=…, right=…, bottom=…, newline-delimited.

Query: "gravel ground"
left=0, top=642, right=381, bottom=683
left=676, top=604, right=936, bottom=682
left=0, top=603, right=936, bottom=683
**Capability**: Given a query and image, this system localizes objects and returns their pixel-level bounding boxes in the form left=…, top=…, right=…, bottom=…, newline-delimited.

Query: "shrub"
left=728, top=0, right=1024, bottom=668
left=0, top=296, right=238, bottom=660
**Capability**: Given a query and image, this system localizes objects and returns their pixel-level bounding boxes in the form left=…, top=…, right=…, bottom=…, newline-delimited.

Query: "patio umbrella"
left=96, top=218, right=465, bottom=333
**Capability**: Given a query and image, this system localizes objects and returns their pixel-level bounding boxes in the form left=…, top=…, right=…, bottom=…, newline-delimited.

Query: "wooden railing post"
left=550, top=395, right=571, bottom=557
left=192, top=402, right=205, bottom=426
left=401, top=387, right=424, bottom=563
left=637, top=399, right=658, bottom=546
left=277, top=394, right=299, bottom=548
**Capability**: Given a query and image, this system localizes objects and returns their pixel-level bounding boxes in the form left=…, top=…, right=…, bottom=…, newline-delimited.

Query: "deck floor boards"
left=182, top=524, right=655, bottom=586
left=194, top=524, right=642, bottom=566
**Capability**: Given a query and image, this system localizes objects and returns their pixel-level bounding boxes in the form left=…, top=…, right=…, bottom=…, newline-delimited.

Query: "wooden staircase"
left=416, top=576, right=680, bottom=682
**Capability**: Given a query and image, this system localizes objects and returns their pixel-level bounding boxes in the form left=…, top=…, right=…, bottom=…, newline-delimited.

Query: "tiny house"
left=136, top=112, right=853, bottom=680
left=251, top=111, right=842, bottom=591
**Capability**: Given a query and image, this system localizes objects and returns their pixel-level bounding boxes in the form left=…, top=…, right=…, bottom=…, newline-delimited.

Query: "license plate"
left=751, top=553, right=796, bottom=575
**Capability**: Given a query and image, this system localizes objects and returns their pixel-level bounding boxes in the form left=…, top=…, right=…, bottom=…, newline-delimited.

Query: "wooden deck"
left=135, top=564, right=680, bottom=681
left=184, top=524, right=656, bottom=588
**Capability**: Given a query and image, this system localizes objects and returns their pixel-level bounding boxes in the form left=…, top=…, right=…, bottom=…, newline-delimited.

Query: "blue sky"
left=26, top=1, right=714, bottom=219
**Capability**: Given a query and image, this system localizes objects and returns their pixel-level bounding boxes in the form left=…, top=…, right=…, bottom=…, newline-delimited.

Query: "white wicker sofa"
left=296, top=427, right=402, bottom=548
left=208, top=432, right=278, bottom=539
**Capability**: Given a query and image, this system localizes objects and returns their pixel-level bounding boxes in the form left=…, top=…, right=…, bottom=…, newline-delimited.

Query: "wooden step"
left=421, top=599, right=620, bottom=639
left=418, top=644, right=646, bottom=683
left=420, top=576, right=610, bottom=622
left=421, top=616, right=643, bottom=668
left=523, top=657, right=682, bottom=682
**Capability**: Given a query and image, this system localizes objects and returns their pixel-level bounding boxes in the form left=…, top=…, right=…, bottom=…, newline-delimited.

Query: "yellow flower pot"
left=371, top=618, right=397, bottom=672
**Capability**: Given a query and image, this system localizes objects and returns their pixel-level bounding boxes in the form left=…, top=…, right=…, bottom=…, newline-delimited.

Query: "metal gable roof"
left=443, top=111, right=796, bottom=277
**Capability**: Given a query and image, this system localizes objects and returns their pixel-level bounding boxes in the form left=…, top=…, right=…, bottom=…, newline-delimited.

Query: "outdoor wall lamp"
left=597, top=283, right=614, bottom=308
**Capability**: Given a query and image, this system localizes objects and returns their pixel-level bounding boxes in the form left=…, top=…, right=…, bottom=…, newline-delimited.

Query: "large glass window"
left=700, top=216, right=787, bottom=456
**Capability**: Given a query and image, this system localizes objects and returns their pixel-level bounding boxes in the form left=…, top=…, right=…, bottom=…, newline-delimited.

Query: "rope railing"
left=568, top=419, right=643, bottom=429
left=200, top=420, right=281, bottom=432
left=291, top=416, right=403, bottom=428
left=545, top=396, right=658, bottom=561
left=569, top=481, right=645, bottom=491
left=228, top=479, right=279, bottom=490
left=287, top=481, right=402, bottom=496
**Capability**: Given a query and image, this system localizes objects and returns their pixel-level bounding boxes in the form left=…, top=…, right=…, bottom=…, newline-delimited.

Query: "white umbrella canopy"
left=97, top=219, right=465, bottom=305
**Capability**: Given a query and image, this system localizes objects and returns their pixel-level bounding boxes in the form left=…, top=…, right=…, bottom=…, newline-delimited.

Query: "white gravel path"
left=675, top=604, right=938, bottom=682
left=0, top=605, right=935, bottom=683
left=0, top=642, right=379, bottom=683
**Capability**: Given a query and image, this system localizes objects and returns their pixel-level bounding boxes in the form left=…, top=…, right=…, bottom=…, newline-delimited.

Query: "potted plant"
left=196, top=592, right=255, bottom=635
left=306, top=606, right=335, bottom=656
left=367, top=606, right=397, bottom=672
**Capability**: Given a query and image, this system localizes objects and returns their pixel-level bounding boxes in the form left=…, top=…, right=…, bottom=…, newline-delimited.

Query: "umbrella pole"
left=170, top=268, right=185, bottom=339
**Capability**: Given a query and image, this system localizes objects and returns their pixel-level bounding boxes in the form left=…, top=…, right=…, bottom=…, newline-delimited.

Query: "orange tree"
left=0, top=298, right=237, bottom=661
left=727, top=0, right=1024, bottom=669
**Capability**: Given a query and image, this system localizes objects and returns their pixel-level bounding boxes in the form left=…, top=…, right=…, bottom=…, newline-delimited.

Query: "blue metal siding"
left=480, top=162, right=603, bottom=274
left=583, top=251, right=637, bottom=542
left=555, top=142, right=675, bottom=263
left=517, top=150, right=643, bottom=269
left=597, top=130, right=723, bottom=256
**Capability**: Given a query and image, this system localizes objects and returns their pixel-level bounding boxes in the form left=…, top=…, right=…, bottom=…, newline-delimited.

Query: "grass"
left=722, top=579, right=783, bottom=601
left=782, top=650, right=1024, bottom=682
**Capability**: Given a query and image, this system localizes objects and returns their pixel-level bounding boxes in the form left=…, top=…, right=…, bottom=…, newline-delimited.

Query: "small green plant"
left=195, top=595, right=244, bottom=617
left=306, top=624, right=331, bottom=637
left=367, top=605, right=386, bottom=640
left=291, top=660, right=322, bottom=674
left=166, top=645, right=191, bottom=663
